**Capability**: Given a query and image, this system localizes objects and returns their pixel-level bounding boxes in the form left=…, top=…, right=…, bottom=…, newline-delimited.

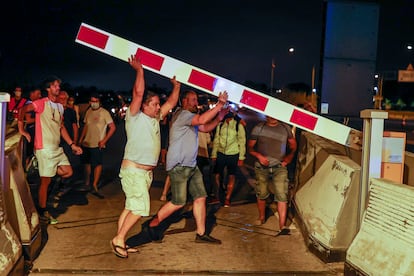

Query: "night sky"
left=1, top=0, right=413, bottom=93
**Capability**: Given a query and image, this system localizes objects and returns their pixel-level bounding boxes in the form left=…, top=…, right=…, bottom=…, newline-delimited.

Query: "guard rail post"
left=359, top=109, right=388, bottom=227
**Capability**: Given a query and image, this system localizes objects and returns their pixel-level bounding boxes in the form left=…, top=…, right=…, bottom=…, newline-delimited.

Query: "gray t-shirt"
left=166, top=109, right=198, bottom=171
left=123, top=108, right=160, bottom=166
left=250, top=122, right=293, bottom=167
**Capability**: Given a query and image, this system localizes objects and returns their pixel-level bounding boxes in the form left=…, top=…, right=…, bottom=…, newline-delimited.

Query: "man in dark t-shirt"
left=248, top=116, right=297, bottom=236
left=54, top=91, right=79, bottom=200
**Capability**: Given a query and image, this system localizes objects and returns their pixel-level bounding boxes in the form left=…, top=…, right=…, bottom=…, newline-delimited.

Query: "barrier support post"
left=0, top=93, right=10, bottom=189
left=359, top=109, right=388, bottom=228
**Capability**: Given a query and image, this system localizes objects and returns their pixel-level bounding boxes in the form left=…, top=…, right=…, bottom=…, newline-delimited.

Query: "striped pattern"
left=75, top=23, right=361, bottom=149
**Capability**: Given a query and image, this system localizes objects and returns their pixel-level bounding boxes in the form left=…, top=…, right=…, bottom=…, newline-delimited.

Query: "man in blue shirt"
left=148, top=90, right=228, bottom=244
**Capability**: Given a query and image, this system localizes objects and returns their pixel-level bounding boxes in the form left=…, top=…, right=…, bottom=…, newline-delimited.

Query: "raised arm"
left=193, top=91, right=228, bottom=128
left=198, top=107, right=229, bottom=133
left=128, top=54, right=145, bottom=116
left=160, top=76, right=180, bottom=119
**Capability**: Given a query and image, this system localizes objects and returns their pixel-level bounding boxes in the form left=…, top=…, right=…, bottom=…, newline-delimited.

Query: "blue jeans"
left=169, top=165, right=207, bottom=205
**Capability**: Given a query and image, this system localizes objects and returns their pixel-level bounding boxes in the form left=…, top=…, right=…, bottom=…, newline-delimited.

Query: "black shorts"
left=81, top=147, right=103, bottom=167
left=213, top=152, right=239, bottom=175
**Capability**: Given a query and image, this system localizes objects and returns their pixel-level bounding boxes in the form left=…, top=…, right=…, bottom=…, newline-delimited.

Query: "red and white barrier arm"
left=75, top=22, right=361, bottom=149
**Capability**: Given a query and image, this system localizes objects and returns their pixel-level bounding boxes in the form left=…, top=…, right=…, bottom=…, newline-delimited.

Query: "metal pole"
left=270, top=59, right=275, bottom=93
left=311, top=65, right=315, bottom=91
left=359, top=109, right=388, bottom=228
left=0, top=93, right=10, bottom=188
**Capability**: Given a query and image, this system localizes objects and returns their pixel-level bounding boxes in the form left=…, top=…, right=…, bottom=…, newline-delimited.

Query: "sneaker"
left=75, top=184, right=91, bottom=192
left=141, top=219, right=163, bottom=242
left=42, top=211, right=58, bottom=225
left=195, top=233, right=222, bottom=244
left=276, top=228, right=291, bottom=236
left=224, top=199, right=230, bottom=207
left=90, top=187, right=105, bottom=199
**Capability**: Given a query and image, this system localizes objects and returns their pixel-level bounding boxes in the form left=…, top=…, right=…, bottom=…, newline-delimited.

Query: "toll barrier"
left=345, top=178, right=414, bottom=275
left=75, top=23, right=362, bottom=150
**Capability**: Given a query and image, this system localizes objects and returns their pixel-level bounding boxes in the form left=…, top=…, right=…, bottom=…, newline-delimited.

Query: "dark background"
left=0, top=0, right=413, bottom=93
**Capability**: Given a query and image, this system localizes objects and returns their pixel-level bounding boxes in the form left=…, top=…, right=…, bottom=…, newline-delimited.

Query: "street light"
left=406, top=43, right=413, bottom=68
left=270, top=47, right=295, bottom=94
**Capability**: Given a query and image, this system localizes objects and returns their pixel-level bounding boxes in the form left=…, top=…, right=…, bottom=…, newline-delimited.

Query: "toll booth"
left=381, top=131, right=406, bottom=183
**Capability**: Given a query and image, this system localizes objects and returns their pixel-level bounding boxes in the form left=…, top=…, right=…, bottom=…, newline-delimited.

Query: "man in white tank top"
left=18, top=76, right=83, bottom=224
left=110, top=54, right=180, bottom=258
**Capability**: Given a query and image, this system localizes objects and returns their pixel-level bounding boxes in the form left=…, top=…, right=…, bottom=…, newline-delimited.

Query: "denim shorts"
left=254, top=163, right=288, bottom=202
left=169, top=165, right=207, bottom=205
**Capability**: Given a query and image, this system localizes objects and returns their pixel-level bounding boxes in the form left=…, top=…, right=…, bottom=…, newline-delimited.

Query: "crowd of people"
left=12, top=80, right=117, bottom=224
left=8, top=53, right=304, bottom=258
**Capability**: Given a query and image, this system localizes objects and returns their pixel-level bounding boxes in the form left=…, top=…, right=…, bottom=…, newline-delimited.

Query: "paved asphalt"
left=28, top=166, right=344, bottom=275
left=26, top=112, right=344, bottom=275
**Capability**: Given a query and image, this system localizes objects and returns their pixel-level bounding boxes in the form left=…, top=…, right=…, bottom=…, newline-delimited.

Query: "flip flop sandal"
left=110, top=241, right=128, bottom=258
left=126, top=246, right=140, bottom=253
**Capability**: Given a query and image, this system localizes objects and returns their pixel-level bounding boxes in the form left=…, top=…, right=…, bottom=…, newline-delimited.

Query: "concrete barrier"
left=1, top=129, right=24, bottom=275
left=294, top=131, right=361, bottom=192
left=295, top=154, right=360, bottom=262
left=4, top=132, right=42, bottom=267
left=0, top=217, right=24, bottom=275
left=293, top=132, right=361, bottom=262
left=345, top=178, right=414, bottom=275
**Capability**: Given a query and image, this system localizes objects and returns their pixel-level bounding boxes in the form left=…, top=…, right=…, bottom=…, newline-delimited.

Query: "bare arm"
left=18, top=103, right=34, bottom=141
left=160, top=76, right=180, bottom=119
left=192, top=91, right=228, bottom=127
left=198, top=107, right=229, bottom=133
left=61, top=125, right=82, bottom=155
left=24, top=110, right=35, bottom=124
left=98, top=122, right=116, bottom=149
left=248, top=139, right=268, bottom=166
left=210, top=125, right=220, bottom=159
left=128, top=55, right=145, bottom=116
left=79, top=124, right=87, bottom=145
left=281, top=137, right=297, bottom=167
left=72, top=123, right=79, bottom=144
